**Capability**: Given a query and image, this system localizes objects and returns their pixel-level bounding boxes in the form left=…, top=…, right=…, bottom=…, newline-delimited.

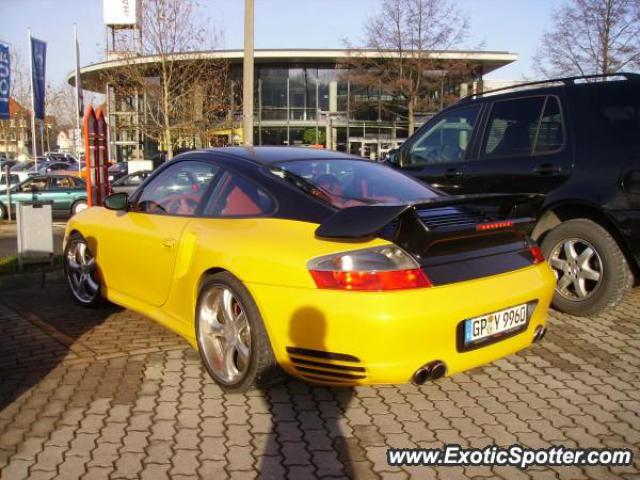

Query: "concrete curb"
left=0, top=268, right=65, bottom=290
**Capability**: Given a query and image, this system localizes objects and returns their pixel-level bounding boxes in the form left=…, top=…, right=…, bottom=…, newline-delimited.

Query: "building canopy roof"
left=67, top=48, right=517, bottom=92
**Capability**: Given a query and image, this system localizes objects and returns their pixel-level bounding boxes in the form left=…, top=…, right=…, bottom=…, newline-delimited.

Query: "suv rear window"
left=270, top=159, right=438, bottom=208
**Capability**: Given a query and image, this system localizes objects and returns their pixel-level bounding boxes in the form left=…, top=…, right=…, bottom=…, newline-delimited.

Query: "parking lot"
left=0, top=281, right=637, bottom=479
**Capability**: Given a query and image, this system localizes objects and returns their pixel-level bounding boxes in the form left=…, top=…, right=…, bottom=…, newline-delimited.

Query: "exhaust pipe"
left=412, top=360, right=447, bottom=385
left=533, top=325, right=547, bottom=343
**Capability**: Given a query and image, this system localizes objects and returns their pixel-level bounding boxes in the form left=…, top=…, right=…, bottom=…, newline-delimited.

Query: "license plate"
left=464, top=303, right=528, bottom=345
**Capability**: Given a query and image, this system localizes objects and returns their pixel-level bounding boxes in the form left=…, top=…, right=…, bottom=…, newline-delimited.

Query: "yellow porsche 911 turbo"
left=64, top=147, right=555, bottom=391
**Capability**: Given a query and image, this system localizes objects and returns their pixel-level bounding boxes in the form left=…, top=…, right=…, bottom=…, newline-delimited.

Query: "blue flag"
left=0, top=43, right=10, bottom=120
left=30, top=36, right=46, bottom=120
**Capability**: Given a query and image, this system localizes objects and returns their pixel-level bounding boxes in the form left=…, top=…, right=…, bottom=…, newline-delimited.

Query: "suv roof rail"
left=460, top=72, right=640, bottom=102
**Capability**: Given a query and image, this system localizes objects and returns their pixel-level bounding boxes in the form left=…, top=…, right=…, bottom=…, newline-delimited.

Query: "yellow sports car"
left=64, top=147, right=555, bottom=391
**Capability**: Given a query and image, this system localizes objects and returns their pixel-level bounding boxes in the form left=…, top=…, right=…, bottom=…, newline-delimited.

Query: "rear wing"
left=315, top=193, right=543, bottom=241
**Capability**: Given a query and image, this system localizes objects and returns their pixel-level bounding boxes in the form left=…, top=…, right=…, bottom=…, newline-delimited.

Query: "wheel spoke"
left=579, top=267, right=601, bottom=282
left=574, top=277, right=588, bottom=298
left=557, top=273, right=572, bottom=291
left=223, top=340, right=238, bottom=380
left=77, top=242, right=87, bottom=264
left=549, top=257, right=567, bottom=271
left=84, top=274, right=99, bottom=294
left=577, top=247, right=594, bottom=269
left=67, top=257, right=81, bottom=272
left=221, top=289, right=235, bottom=324
left=235, top=340, right=250, bottom=369
left=563, top=240, right=578, bottom=261
left=84, top=258, right=97, bottom=273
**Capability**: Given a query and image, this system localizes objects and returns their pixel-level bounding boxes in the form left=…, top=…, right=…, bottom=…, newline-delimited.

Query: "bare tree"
left=534, top=0, right=640, bottom=77
left=105, top=0, right=230, bottom=160
left=345, top=0, right=471, bottom=135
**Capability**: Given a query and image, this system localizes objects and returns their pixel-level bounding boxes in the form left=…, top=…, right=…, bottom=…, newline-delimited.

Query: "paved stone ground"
left=0, top=282, right=638, bottom=480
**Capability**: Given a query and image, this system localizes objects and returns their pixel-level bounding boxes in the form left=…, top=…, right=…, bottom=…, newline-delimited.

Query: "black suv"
left=388, top=73, right=639, bottom=316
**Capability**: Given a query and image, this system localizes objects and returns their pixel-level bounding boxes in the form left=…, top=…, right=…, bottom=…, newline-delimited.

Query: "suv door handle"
left=445, top=168, right=463, bottom=178
left=533, top=163, right=562, bottom=175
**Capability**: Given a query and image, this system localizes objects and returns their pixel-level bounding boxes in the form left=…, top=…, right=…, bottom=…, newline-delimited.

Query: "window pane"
left=408, top=106, right=480, bottom=166
left=534, top=97, right=564, bottom=153
left=483, top=97, right=545, bottom=158
left=205, top=171, right=274, bottom=217
left=270, top=159, right=437, bottom=208
left=136, top=161, right=218, bottom=216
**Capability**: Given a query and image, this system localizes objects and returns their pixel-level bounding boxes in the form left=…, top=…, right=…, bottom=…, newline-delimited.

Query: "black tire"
left=71, top=200, right=88, bottom=216
left=195, top=272, right=281, bottom=392
left=541, top=219, right=633, bottom=317
left=0, top=203, right=7, bottom=221
left=64, top=232, right=104, bottom=307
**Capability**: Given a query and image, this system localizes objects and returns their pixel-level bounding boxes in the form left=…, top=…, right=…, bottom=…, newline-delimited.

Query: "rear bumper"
left=247, top=263, right=555, bottom=385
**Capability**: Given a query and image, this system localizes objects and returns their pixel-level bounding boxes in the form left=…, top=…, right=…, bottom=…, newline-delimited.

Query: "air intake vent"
left=417, top=207, right=482, bottom=230
left=286, top=347, right=366, bottom=384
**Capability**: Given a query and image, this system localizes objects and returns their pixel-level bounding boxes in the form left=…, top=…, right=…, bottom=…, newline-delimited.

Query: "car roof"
left=180, top=146, right=363, bottom=166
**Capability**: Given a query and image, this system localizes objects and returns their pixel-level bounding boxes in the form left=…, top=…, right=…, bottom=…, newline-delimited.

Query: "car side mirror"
left=104, top=192, right=129, bottom=211
left=386, top=149, right=399, bottom=165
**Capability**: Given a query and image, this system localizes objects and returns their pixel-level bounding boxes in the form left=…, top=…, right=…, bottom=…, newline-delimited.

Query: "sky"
left=0, top=0, right=564, bottom=89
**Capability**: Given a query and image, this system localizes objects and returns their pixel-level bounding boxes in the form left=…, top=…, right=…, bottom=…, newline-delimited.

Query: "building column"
left=328, top=80, right=337, bottom=150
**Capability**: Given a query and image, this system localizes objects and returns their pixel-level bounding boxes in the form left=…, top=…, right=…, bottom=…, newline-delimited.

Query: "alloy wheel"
left=548, top=237, right=603, bottom=300
left=198, top=286, right=252, bottom=385
left=65, top=240, right=100, bottom=303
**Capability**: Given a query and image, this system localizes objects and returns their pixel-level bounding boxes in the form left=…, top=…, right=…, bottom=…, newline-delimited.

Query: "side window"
left=135, top=161, right=218, bottom=216
left=204, top=171, right=274, bottom=217
left=534, top=97, right=564, bottom=153
left=482, top=97, right=546, bottom=159
left=20, top=177, right=48, bottom=191
left=125, top=173, right=145, bottom=186
left=407, top=105, right=480, bottom=166
left=50, top=176, right=76, bottom=189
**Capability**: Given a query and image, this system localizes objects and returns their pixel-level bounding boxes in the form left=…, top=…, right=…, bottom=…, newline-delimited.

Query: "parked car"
left=0, top=174, right=21, bottom=189
left=108, top=162, right=128, bottom=182
left=387, top=73, right=640, bottom=316
left=0, top=159, right=17, bottom=171
left=28, top=161, right=74, bottom=176
left=64, top=147, right=554, bottom=391
left=10, top=161, right=35, bottom=182
left=0, top=174, right=88, bottom=219
left=110, top=170, right=153, bottom=194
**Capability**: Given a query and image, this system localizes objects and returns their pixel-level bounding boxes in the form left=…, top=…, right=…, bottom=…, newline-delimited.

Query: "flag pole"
left=27, top=28, right=38, bottom=168
left=74, top=24, right=82, bottom=174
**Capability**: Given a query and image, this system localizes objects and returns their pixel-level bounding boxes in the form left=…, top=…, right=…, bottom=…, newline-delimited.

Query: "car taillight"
left=308, top=245, right=432, bottom=291
left=529, top=245, right=545, bottom=264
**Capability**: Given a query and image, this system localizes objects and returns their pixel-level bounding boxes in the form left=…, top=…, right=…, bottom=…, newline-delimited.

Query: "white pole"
left=27, top=29, right=38, bottom=169
left=74, top=24, right=82, bottom=174
left=242, top=0, right=254, bottom=146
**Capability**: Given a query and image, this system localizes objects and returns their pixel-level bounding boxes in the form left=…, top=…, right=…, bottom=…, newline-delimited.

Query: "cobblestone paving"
left=0, top=282, right=638, bottom=479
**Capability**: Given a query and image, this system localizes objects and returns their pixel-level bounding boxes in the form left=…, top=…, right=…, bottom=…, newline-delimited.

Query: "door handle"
left=445, top=168, right=463, bottom=178
left=533, top=163, right=562, bottom=175
left=162, top=238, right=177, bottom=249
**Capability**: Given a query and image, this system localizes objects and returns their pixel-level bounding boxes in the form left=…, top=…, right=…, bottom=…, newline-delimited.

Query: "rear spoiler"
left=315, top=193, right=544, bottom=240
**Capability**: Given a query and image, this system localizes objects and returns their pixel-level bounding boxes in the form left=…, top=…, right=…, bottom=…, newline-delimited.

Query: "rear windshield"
left=269, top=159, right=439, bottom=208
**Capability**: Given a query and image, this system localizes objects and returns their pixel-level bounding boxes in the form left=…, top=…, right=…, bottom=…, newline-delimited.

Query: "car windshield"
left=269, top=158, right=439, bottom=208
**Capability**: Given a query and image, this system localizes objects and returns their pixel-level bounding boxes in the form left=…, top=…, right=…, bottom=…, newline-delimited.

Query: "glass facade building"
left=73, top=49, right=517, bottom=162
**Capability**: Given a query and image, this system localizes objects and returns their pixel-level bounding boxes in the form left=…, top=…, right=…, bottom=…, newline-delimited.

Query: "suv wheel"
left=541, top=219, right=633, bottom=317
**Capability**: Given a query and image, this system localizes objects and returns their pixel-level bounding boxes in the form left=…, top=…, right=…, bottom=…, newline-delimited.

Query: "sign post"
left=83, top=106, right=110, bottom=207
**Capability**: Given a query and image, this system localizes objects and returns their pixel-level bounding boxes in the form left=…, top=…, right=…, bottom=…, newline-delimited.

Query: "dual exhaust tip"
left=412, top=326, right=546, bottom=385
left=412, top=360, right=447, bottom=385
left=533, top=325, right=547, bottom=343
